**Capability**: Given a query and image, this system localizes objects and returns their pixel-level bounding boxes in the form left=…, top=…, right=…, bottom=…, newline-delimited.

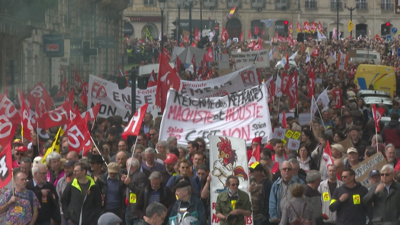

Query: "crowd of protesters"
left=2, top=32, right=400, bottom=225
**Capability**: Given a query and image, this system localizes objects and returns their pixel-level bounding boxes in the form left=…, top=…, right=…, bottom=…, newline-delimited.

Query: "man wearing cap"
left=216, top=175, right=252, bottom=225
left=56, top=160, right=76, bottom=225
left=249, top=162, right=272, bottom=225
left=345, top=147, right=362, bottom=169
left=364, top=164, right=400, bottom=225
left=348, top=127, right=368, bottom=156
left=123, top=157, right=149, bottom=225
left=162, top=153, right=178, bottom=184
left=90, top=155, right=105, bottom=182
left=96, top=162, right=124, bottom=220
left=369, top=169, right=381, bottom=186
left=13, top=145, right=28, bottom=168
left=170, top=180, right=206, bottom=225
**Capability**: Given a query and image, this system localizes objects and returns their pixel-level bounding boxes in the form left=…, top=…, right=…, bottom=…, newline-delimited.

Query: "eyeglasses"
left=381, top=173, right=392, bottom=177
left=230, top=183, right=239, bottom=187
left=15, top=152, right=25, bottom=156
left=38, top=171, right=47, bottom=175
left=281, top=168, right=292, bottom=171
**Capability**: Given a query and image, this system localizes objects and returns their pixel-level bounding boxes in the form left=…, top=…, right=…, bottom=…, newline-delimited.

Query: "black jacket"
left=125, top=169, right=149, bottom=220
left=61, top=176, right=102, bottom=224
left=26, top=179, right=61, bottom=223
left=329, top=182, right=370, bottom=225
left=96, top=172, right=125, bottom=211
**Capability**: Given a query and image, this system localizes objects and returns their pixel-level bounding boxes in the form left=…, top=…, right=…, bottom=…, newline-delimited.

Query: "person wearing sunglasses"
left=269, top=161, right=305, bottom=224
left=12, top=145, right=29, bottom=168
left=329, top=168, right=370, bottom=225
left=363, top=164, right=400, bottom=225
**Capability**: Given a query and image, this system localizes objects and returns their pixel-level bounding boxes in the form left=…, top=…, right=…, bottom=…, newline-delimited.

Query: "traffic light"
left=386, top=22, right=390, bottom=26
left=284, top=20, right=289, bottom=33
left=382, top=22, right=391, bottom=35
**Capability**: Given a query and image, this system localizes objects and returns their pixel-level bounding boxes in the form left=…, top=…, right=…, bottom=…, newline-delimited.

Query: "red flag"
left=308, top=71, right=315, bottom=99
left=163, top=48, right=171, bottom=62
left=207, top=68, right=212, bottom=80
left=221, top=27, right=229, bottom=42
left=4, top=82, right=8, bottom=97
left=280, top=71, right=290, bottom=94
left=195, top=28, right=200, bottom=41
left=246, top=41, right=255, bottom=49
left=254, top=25, right=259, bottom=35
left=155, top=54, right=182, bottom=112
left=65, top=88, right=75, bottom=105
left=319, top=63, right=326, bottom=73
left=40, top=100, right=71, bottom=129
left=0, top=93, right=21, bottom=125
left=282, top=111, right=287, bottom=128
left=265, top=76, right=275, bottom=103
left=205, top=47, right=214, bottom=62
left=261, top=29, right=264, bottom=35
left=312, top=47, right=319, bottom=57
left=175, top=55, right=182, bottom=72
left=322, top=141, right=334, bottom=167
left=318, top=21, right=324, bottom=33
left=147, top=70, right=157, bottom=87
left=248, top=30, right=252, bottom=39
left=284, top=52, right=289, bottom=70
left=74, top=70, right=83, bottom=88
left=288, top=22, right=293, bottom=33
left=122, top=103, right=148, bottom=140
left=82, top=102, right=101, bottom=122
left=67, top=107, right=91, bottom=154
left=0, top=143, right=13, bottom=189
left=80, top=92, right=88, bottom=106
left=28, top=82, right=54, bottom=111
left=373, top=104, right=385, bottom=132
left=248, top=145, right=261, bottom=166
left=53, top=78, right=67, bottom=99
left=191, top=54, right=197, bottom=75
left=288, top=71, right=298, bottom=109
left=240, top=32, right=244, bottom=41
left=332, top=89, right=342, bottom=109
left=184, top=35, right=189, bottom=43
left=18, top=90, right=33, bottom=142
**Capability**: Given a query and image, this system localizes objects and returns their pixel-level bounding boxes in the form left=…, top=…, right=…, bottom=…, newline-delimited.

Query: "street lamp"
left=159, top=0, right=166, bottom=53
left=200, top=0, right=203, bottom=36
left=177, top=0, right=183, bottom=45
left=188, top=0, right=194, bottom=44
left=336, top=0, right=340, bottom=40
left=344, top=0, right=356, bottom=37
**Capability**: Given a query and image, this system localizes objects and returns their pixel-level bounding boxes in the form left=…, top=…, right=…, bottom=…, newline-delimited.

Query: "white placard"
left=159, top=85, right=273, bottom=146
left=273, top=128, right=287, bottom=140
left=316, top=78, right=323, bottom=84
left=279, top=112, right=295, bottom=123
left=287, top=139, right=301, bottom=150
left=218, top=54, right=230, bottom=69
left=209, top=135, right=253, bottom=225
left=298, top=113, right=312, bottom=125
left=231, top=50, right=270, bottom=69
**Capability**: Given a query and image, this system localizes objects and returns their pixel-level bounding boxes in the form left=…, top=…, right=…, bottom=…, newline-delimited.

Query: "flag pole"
left=127, top=136, right=139, bottom=176
left=36, top=123, right=39, bottom=148
left=12, top=169, right=14, bottom=196
left=89, top=134, right=108, bottom=167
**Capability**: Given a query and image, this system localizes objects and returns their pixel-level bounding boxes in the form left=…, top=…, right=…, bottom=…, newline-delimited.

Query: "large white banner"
left=209, top=136, right=253, bottom=225
left=159, top=84, right=273, bottom=146
left=87, top=75, right=159, bottom=121
left=181, top=65, right=259, bottom=98
left=231, top=50, right=270, bottom=69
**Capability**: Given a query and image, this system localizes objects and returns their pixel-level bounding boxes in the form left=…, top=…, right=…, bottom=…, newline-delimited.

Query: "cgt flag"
left=0, top=143, right=12, bottom=190
left=122, top=103, right=148, bottom=140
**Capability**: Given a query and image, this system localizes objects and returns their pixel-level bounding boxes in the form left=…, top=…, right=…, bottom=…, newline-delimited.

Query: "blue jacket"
left=269, top=176, right=305, bottom=222
left=170, top=196, right=207, bottom=225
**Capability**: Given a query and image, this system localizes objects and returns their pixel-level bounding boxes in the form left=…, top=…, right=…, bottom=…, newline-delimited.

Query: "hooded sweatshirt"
left=381, top=119, right=400, bottom=148
left=329, top=182, right=369, bottom=225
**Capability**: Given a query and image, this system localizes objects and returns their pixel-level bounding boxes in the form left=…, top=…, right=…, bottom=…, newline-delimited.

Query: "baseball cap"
left=369, top=169, right=380, bottom=177
left=64, top=160, right=76, bottom=167
left=174, top=180, right=191, bottom=190
left=164, top=154, right=178, bottom=164
left=249, top=162, right=264, bottom=172
left=347, top=147, right=358, bottom=154
left=16, top=146, right=28, bottom=152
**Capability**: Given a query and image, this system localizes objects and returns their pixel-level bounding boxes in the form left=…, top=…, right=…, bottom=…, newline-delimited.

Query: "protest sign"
left=273, top=128, right=286, bottom=139
left=298, top=113, right=311, bottom=125
left=316, top=78, right=322, bottom=84
left=219, top=54, right=230, bottom=69
left=159, top=84, right=273, bottom=146
left=327, top=57, right=336, bottom=65
left=279, top=112, right=294, bottom=123
left=181, top=65, right=259, bottom=98
left=231, top=50, right=270, bottom=69
left=353, top=152, right=387, bottom=188
left=87, top=75, right=159, bottom=121
left=209, top=136, right=253, bottom=225
left=287, top=139, right=301, bottom=150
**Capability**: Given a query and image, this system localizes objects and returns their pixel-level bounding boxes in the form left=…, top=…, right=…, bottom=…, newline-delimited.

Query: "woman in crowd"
left=46, top=152, right=65, bottom=186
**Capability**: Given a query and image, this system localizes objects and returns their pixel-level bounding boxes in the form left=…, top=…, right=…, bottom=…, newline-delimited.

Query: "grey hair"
left=381, top=164, right=395, bottom=174
left=178, top=146, right=187, bottom=154
left=288, top=158, right=299, bottom=166
left=157, top=141, right=168, bottom=148
left=46, top=152, right=61, bottom=165
left=145, top=147, right=156, bottom=155
left=149, top=171, right=162, bottom=180
left=385, top=143, right=396, bottom=152
left=145, top=202, right=167, bottom=218
left=372, top=134, right=383, bottom=143
left=21, top=157, right=32, bottom=164
left=166, top=136, right=177, bottom=145
left=306, top=170, right=321, bottom=183
left=32, top=163, right=46, bottom=176
left=281, top=161, right=293, bottom=168
left=126, top=157, right=139, bottom=168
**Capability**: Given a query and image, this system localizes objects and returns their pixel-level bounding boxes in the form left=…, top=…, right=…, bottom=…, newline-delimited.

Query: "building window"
left=252, top=0, right=263, bottom=2
left=144, top=0, right=155, bottom=6
left=356, top=0, right=368, bottom=9
left=381, top=0, right=393, bottom=10
left=275, top=0, right=289, bottom=10
left=330, top=0, right=342, bottom=10
left=305, top=0, right=317, bottom=9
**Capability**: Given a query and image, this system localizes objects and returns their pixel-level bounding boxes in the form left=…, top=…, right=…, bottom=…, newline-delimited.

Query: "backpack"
left=288, top=202, right=312, bottom=225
